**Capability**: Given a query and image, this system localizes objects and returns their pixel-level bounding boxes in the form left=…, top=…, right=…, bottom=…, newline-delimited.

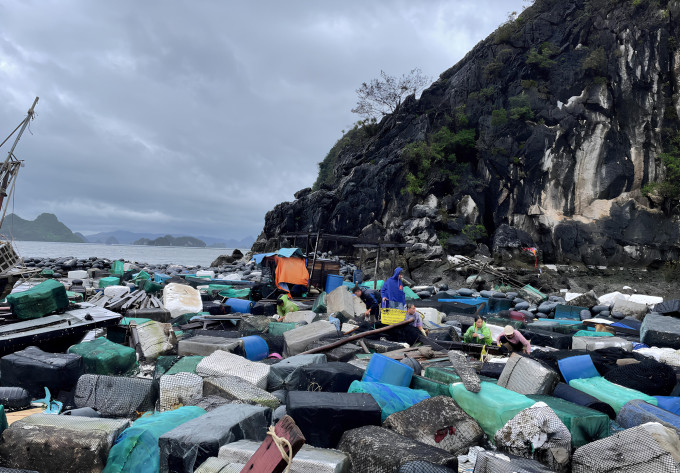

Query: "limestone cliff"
left=254, top=0, right=680, bottom=267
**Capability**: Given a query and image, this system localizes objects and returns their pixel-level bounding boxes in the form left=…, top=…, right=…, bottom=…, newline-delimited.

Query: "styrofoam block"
left=196, top=270, right=216, bottom=278
left=178, top=336, right=240, bottom=356
left=327, top=287, right=355, bottom=319
left=629, top=295, right=664, bottom=307
left=418, top=307, right=444, bottom=324
left=571, top=337, right=633, bottom=352
left=283, top=321, right=338, bottom=357
left=163, top=283, right=203, bottom=318
left=565, top=292, right=582, bottom=302
left=104, top=285, right=130, bottom=298
left=612, top=299, right=648, bottom=319
left=486, top=324, right=505, bottom=341
left=598, top=292, right=630, bottom=305
left=284, top=310, right=317, bottom=324
left=68, top=270, right=89, bottom=280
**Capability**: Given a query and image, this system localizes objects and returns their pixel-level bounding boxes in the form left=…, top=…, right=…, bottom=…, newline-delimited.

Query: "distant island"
left=133, top=235, right=207, bottom=247
left=0, top=213, right=85, bottom=243
left=0, top=212, right=254, bottom=247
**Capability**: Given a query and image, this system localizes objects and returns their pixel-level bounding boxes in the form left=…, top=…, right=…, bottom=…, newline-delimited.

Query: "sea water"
left=12, top=241, right=249, bottom=267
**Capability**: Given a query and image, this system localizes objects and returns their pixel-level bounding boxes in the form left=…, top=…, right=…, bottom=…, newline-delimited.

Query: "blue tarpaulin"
left=252, top=248, right=305, bottom=264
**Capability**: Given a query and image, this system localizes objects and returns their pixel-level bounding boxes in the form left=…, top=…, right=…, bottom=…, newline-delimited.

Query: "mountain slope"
left=0, top=213, right=85, bottom=242
left=254, top=0, right=680, bottom=267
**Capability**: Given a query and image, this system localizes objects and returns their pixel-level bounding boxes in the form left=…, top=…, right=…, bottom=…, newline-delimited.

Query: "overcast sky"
left=0, top=0, right=525, bottom=240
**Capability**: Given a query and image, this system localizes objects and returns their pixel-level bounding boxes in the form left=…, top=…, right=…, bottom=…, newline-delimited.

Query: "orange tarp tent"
left=274, top=255, right=309, bottom=291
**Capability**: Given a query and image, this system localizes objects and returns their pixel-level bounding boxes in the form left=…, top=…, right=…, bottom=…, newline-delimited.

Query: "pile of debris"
left=0, top=254, right=678, bottom=473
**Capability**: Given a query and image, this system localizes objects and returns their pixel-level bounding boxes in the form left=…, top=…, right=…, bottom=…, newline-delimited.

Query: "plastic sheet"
left=409, top=375, right=450, bottom=397
left=103, top=407, right=206, bottom=473
left=75, top=375, right=156, bottom=418
left=196, top=350, right=270, bottom=390
left=557, top=354, right=600, bottom=384
left=68, top=338, right=137, bottom=375
left=337, top=425, right=457, bottom=473
left=569, top=376, right=658, bottom=413
left=348, top=381, right=430, bottom=422
left=159, top=404, right=271, bottom=473
left=383, top=396, right=483, bottom=456
left=0, top=346, right=83, bottom=398
left=449, top=381, right=535, bottom=439
left=604, top=359, right=677, bottom=396
left=287, top=391, right=381, bottom=448
left=294, top=362, right=364, bottom=392
left=528, top=395, right=610, bottom=448
left=267, top=354, right=327, bottom=391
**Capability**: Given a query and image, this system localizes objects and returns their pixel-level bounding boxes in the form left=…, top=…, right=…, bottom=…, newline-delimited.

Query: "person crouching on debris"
left=275, top=294, right=299, bottom=322
left=497, top=325, right=531, bottom=354
left=381, top=267, right=406, bottom=309
left=464, top=315, right=493, bottom=345
left=353, top=286, right=380, bottom=323
left=404, top=303, right=428, bottom=337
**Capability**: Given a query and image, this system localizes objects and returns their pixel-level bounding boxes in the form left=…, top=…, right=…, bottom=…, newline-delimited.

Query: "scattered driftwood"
left=298, top=320, right=412, bottom=355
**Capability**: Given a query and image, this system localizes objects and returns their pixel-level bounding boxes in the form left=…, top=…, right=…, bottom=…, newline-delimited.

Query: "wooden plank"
left=6, top=407, right=43, bottom=425
left=240, top=415, right=305, bottom=473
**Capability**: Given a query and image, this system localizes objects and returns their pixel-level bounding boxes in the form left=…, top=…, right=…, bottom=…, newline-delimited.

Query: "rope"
left=266, top=425, right=293, bottom=472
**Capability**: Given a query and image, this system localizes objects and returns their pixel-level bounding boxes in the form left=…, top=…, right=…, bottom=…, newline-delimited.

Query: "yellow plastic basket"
left=380, top=308, right=407, bottom=325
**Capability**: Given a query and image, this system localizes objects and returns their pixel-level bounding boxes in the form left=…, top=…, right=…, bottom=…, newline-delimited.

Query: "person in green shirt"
left=463, top=315, right=493, bottom=345
left=275, top=294, right=299, bottom=322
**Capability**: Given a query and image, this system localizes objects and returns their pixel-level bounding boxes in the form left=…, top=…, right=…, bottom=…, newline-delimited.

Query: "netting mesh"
left=497, top=354, right=558, bottom=395
left=203, top=375, right=280, bottom=409
left=194, top=457, right=244, bottom=473
left=447, top=350, right=481, bottom=393
left=196, top=351, right=270, bottom=389
left=159, top=372, right=203, bottom=411
left=604, top=359, right=677, bottom=396
left=218, top=440, right=351, bottom=473
left=397, top=461, right=457, bottom=472
left=473, top=451, right=556, bottom=473
left=74, top=374, right=156, bottom=418
left=494, top=402, right=571, bottom=472
left=572, top=425, right=680, bottom=472
left=0, top=414, right=130, bottom=473
left=337, top=425, right=458, bottom=473
left=382, top=395, right=483, bottom=455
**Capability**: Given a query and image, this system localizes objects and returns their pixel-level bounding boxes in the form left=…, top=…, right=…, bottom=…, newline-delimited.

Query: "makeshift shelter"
left=252, top=248, right=309, bottom=294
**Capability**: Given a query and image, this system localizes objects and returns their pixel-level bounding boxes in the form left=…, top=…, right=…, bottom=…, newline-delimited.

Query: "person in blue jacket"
left=381, top=267, right=406, bottom=309
left=353, top=286, right=380, bottom=322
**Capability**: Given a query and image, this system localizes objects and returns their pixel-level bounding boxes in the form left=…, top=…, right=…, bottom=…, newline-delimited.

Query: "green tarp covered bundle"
left=424, top=366, right=498, bottom=386
left=103, top=406, right=206, bottom=473
left=268, top=321, right=300, bottom=336
left=573, top=330, right=613, bottom=337
left=6, top=279, right=69, bottom=320
left=450, top=381, right=535, bottom=439
left=528, top=394, right=610, bottom=448
left=217, top=286, right=251, bottom=299
left=111, top=260, right=125, bottom=275
left=68, top=337, right=137, bottom=375
left=569, top=377, right=658, bottom=413
left=312, top=292, right=327, bottom=314
left=410, top=375, right=450, bottom=397
left=140, top=279, right=163, bottom=294
left=99, top=277, right=121, bottom=288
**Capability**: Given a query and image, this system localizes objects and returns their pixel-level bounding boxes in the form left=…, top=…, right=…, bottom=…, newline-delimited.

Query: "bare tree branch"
left=351, top=68, right=430, bottom=120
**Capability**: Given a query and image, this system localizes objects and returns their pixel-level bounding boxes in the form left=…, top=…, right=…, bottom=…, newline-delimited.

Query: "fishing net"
left=472, top=451, right=555, bottom=473
left=194, top=458, right=244, bottom=473
left=497, top=354, right=559, bottom=395
left=397, top=462, right=457, bottom=473
left=0, top=414, right=130, bottom=473
left=447, top=350, right=481, bottom=393
left=336, top=425, right=457, bottom=473
left=571, top=425, right=680, bottom=472
left=494, top=402, right=571, bottom=472
left=196, top=351, right=269, bottom=389
left=203, top=375, right=280, bottom=409
left=74, top=374, right=156, bottom=418
left=604, top=359, right=677, bottom=396
left=159, top=372, right=203, bottom=411
left=383, top=395, right=483, bottom=456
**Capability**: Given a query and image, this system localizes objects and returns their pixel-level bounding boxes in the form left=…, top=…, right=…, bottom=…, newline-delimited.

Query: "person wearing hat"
left=275, top=294, right=299, bottom=322
left=497, top=325, right=531, bottom=354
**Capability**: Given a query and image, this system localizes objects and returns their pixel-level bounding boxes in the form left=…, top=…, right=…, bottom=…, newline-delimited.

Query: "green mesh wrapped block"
left=268, top=322, right=299, bottom=336
left=569, top=377, right=658, bottom=414
left=424, top=367, right=497, bottom=386
left=410, top=375, right=450, bottom=397
left=133, top=271, right=151, bottom=281
left=404, top=286, right=420, bottom=301
left=528, top=394, right=611, bottom=448
left=120, top=317, right=152, bottom=326
left=99, top=277, right=121, bottom=288
left=217, top=286, right=251, bottom=299
left=68, top=337, right=137, bottom=375
left=140, top=280, right=163, bottom=294
left=157, top=355, right=204, bottom=376
left=103, top=406, right=206, bottom=473
left=450, top=381, right=535, bottom=438
left=6, top=280, right=69, bottom=320
left=111, top=260, right=125, bottom=274
left=312, top=292, right=327, bottom=314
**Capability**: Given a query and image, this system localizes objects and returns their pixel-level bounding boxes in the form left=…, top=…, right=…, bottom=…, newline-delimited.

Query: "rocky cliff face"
left=253, top=0, right=680, bottom=268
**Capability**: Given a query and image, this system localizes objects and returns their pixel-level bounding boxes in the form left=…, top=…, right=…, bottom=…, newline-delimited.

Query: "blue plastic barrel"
left=240, top=335, right=269, bottom=361
left=362, top=353, right=414, bottom=387
left=558, top=355, right=600, bottom=384
left=226, top=298, right=253, bottom=314
left=325, top=274, right=343, bottom=293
